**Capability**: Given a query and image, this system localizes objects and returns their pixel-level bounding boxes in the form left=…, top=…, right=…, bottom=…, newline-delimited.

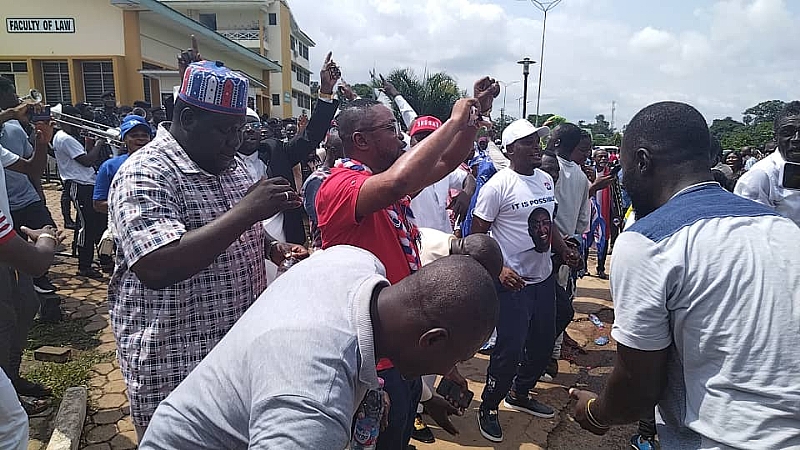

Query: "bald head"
left=449, top=233, right=503, bottom=279
left=379, top=255, right=499, bottom=378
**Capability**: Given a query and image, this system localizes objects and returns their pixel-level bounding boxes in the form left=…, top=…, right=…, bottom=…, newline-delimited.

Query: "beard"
left=622, top=170, right=653, bottom=219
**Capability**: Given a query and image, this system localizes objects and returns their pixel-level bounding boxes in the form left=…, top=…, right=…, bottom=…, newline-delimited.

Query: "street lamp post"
left=524, top=0, right=563, bottom=126
left=500, top=80, right=520, bottom=130
left=517, top=58, right=535, bottom=120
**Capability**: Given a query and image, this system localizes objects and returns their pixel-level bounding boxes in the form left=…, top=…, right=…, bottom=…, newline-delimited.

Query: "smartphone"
left=436, top=378, right=474, bottom=409
left=29, top=106, right=51, bottom=123
left=783, top=162, right=800, bottom=190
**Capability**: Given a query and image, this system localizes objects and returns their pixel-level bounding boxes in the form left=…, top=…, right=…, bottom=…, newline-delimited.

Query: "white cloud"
left=289, top=0, right=799, bottom=127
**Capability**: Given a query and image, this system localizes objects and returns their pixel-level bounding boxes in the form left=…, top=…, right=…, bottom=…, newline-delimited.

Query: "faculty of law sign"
left=6, top=18, right=76, bottom=33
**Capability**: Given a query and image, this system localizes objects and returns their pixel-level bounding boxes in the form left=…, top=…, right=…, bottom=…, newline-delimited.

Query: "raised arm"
left=355, top=98, right=484, bottom=219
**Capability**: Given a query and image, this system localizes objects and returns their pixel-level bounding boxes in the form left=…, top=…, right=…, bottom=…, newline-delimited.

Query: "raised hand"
left=473, top=77, right=501, bottom=114
left=379, top=74, right=401, bottom=98
left=319, top=52, right=340, bottom=94
left=177, top=35, right=202, bottom=79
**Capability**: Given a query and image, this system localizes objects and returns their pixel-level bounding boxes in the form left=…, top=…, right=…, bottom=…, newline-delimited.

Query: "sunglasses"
left=243, top=122, right=263, bottom=132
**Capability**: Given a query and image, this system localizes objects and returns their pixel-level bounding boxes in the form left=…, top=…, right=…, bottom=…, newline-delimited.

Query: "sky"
left=289, top=0, right=799, bottom=128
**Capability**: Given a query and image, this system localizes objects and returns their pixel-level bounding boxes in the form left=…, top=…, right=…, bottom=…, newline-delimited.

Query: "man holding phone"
left=735, top=101, right=800, bottom=226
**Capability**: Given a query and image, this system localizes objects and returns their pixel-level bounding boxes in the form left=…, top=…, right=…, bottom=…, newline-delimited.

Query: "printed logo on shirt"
left=544, top=181, right=552, bottom=191
left=528, top=207, right=552, bottom=253
left=509, top=196, right=556, bottom=211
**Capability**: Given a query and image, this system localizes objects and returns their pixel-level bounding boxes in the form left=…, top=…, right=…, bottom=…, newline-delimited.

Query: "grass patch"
left=24, top=351, right=115, bottom=400
left=26, top=318, right=101, bottom=351
left=22, top=317, right=108, bottom=400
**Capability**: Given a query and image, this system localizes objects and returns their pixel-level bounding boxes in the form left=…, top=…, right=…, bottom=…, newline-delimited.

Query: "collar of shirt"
left=354, top=278, right=383, bottom=389
left=670, top=181, right=721, bottom=200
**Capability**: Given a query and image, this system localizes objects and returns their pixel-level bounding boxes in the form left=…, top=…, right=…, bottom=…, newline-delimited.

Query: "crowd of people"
left=0, top=42, right=798, bottom=450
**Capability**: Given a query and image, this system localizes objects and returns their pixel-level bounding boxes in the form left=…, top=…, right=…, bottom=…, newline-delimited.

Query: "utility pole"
left=522, top=0, right=563, bottom=125
left=611, top=100, right=616, bottom=132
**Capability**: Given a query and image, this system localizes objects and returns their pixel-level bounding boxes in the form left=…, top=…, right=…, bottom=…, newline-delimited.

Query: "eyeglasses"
left=243, top=122, right=263, bottom=132
left=355, top=120, right=402, bottom=136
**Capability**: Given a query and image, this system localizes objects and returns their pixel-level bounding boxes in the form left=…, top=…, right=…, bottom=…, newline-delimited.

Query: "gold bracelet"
left=586, top=398, right=610, bottom=429
left=318, top=92, right=333, bottom=100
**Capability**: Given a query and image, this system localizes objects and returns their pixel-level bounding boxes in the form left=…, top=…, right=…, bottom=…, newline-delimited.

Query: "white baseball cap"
left=246, top=107, right=259, bottom=120
left=501, top=119, right=550, bottom=149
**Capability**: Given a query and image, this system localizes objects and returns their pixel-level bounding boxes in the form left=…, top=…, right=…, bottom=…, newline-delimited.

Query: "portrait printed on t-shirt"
left=527, top=207, right=552, bottom=253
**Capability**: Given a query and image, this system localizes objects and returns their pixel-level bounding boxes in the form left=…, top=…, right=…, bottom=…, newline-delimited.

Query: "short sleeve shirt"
left=52, top=130, right=96, bottom=185
left=93, top=154, right=128, bottom=201
left=107, top=125, right=269, bottom=427
left=611, top=183, right=800, bottom=449
left=1, top=120, right=40, bottom=210
left=316, top=167, right=412, bottom=284
left=473, top=168, right=556, bottom=283
left=0, top=146, right=20, bottom=225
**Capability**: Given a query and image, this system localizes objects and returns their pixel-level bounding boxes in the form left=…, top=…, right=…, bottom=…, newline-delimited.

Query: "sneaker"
left=411, top=414, right=435, bottom=443
left=77, top=268, right=104, bottom=280
left=503, top=392, right=555, bottom=419
left=33, top=276, right=57, bottom=294
left=597, top=270, right=609, bottom=280
left=630, top=434, right=658, bottom=450
left=13, top=377, right=52, bottom=398
left=539, top=359, right=558, bottom=382
left=477, top=407, right=503, bottom=442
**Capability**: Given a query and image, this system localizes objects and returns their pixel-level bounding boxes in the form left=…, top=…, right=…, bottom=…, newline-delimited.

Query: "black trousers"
left=66, top=181, right=106, bottom=271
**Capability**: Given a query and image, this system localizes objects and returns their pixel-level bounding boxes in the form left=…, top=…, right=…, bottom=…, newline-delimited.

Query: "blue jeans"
left=376, top=368, right=421, bottom=450
left=481, top=274, right=557, bottom=409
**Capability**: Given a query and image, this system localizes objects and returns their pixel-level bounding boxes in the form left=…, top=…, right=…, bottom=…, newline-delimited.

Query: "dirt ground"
left=413, top=271, right=636, bottom=450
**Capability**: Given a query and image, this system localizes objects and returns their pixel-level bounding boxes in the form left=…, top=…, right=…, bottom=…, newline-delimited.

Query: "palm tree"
left=376, top=69, right=465, bottom=122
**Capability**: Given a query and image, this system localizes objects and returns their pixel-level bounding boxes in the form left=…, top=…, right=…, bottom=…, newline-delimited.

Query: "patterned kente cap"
left=179, top=60, right=248, bottom=115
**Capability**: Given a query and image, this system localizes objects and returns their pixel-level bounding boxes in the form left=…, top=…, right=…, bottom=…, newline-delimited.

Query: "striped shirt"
left=0, top=210, right=14, bottom=244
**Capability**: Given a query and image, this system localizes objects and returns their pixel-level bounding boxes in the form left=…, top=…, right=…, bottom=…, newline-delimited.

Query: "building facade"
left=161, top=0, right=315, bottom=118
left=0, top=0, right=313, bottom=119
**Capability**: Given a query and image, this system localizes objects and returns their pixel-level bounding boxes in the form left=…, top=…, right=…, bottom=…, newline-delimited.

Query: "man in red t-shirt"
left=316, top=78, right=499, bottom=450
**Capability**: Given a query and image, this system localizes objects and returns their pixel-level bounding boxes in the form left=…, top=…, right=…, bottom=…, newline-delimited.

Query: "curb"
left=46, top=386, right=87, bottom=450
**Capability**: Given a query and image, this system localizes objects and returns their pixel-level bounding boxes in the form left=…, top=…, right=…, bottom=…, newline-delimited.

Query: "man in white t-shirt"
left=409, top=116, right=475, bottom=234
left=471, top=119, right=581, bottom=443
left=734, top=101, right=800, bottom=226
left=53, top=106, right=105, bottom=278
left=569, top=101, right=800, bottom=449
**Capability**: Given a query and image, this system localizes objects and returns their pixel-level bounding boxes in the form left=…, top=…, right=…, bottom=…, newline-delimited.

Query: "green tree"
left=742, top=100, right=785, bottom=126
left=352, top=83, right=374, bottom=100
left=375, top=69, right=464, bottom=122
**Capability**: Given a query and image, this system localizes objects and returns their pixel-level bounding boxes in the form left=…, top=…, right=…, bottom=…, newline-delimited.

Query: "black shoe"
left=477, top=407, right=503, bottom=442
left=64, top=221, right=76, bottom=230
left=503, top=392, right=555, bottom=418
left=33, top=276, right=57, bottom=294
left=13, top=377, right=52, bottom=398
left=411, top=414, right=435, bottom=443
left=77, top=268, right=104, bottom=279
left=539, top=358, right=559, bottom=382
left=597, top=270, right=609, bottom=280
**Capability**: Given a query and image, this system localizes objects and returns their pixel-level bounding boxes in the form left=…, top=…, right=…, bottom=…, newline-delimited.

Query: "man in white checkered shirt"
left=107, top=61, right=305, bottom=440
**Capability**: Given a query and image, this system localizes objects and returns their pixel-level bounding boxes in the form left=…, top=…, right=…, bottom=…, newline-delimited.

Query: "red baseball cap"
left=409, top=115, right=442, bottom=137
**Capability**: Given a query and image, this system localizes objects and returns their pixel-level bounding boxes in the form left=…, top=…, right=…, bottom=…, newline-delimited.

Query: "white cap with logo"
left=501, top=119, right=550, bottom=149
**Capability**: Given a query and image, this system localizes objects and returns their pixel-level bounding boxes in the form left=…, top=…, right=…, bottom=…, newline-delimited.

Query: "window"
left=0, top=61, right=27, bottom=90
left=299, top=43, right=309, bottom=60
left=42, top=61, right=71, bottom=105
left=142, top=76, right=152, bottom=104
left=82, top=61, right=115, bottom=104
left=199, top=13, right=217, bottom=30
left=294, top=66, right=310, bottom=86
left=272, top=94, right=280, bottom=106
left=290, top=36, right=296, bottom=51
left=293, top=90, right=311, bottom=109
left=268, top=13, right=277, bottom=25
